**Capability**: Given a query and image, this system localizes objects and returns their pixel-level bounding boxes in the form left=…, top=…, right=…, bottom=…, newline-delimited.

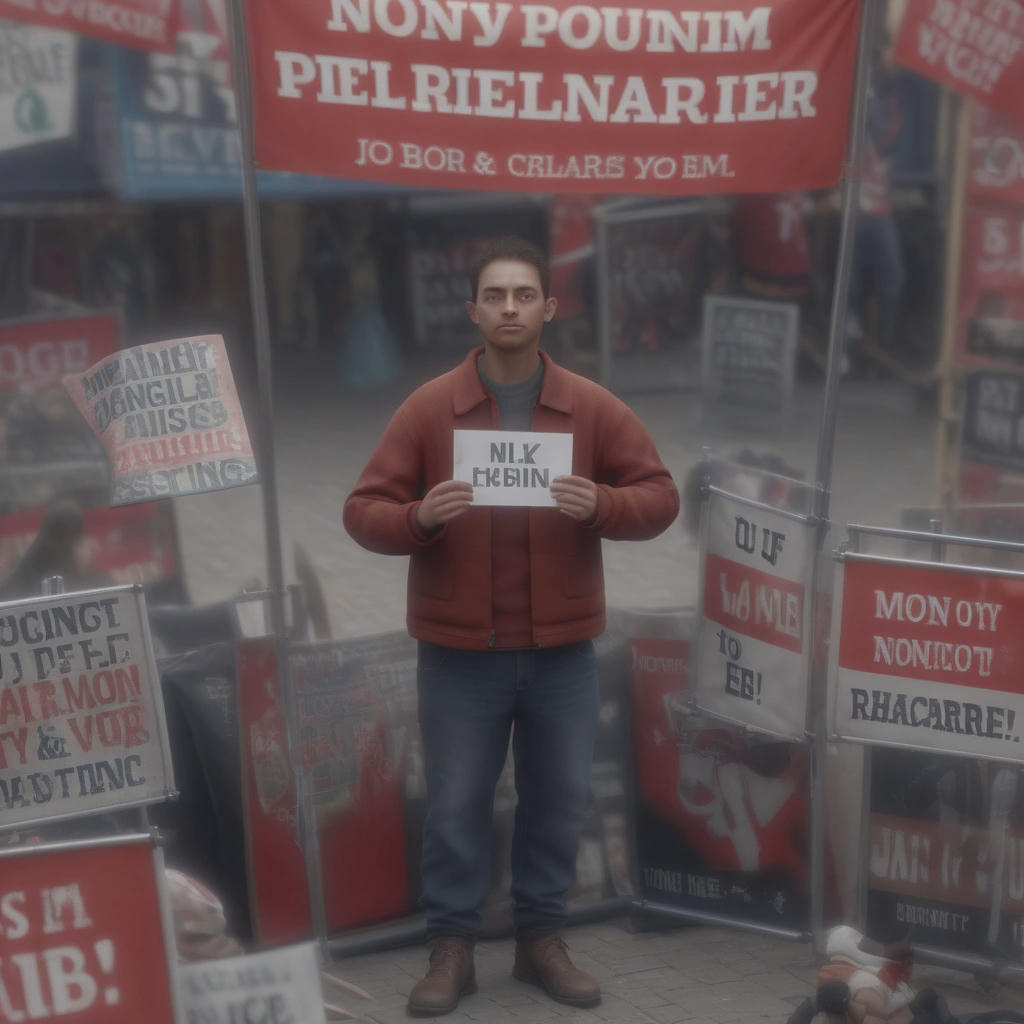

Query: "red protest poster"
left=0, top=314, right=120, bottom=394
left=970, top=105, right=1024, bottom=205
left=247, top=0, right=860, bottom=195
left=893, top=0, right=1024, bottom=123
left=237, top=638, right=313, bottom=946
left=630, top=632, right=811, bottom=930
left=0, top=0, right=179, bottom=53
left=0, top=835, right=177, bottom=1023
left=831, top=556, right=1024, bottom=761
left=955, top=202, right=1024, bottom=368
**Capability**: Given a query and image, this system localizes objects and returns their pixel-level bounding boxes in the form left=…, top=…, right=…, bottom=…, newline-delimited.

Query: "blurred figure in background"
left=848, top=44, right=906, bottom=360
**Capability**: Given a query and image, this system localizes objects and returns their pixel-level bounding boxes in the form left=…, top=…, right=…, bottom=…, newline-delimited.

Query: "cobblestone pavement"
left=322, top=918, right=1024, bottom=1024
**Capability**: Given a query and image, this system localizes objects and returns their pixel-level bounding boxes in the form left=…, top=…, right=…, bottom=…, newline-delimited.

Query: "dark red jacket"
left=343, top=349, right=679, bottom=650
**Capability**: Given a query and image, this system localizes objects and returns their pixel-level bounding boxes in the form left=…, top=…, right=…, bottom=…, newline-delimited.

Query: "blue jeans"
left=416, top=640, right=600, bottom=939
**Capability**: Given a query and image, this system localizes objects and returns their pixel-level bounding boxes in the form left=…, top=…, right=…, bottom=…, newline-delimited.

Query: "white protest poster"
left=178, top=944, right=326, bottom=1024
left=692, top=488, right=815, bottom=740
left=829, top=554, right=1024, bottom=763
left=0, top=586, right=176, bottom=830
left=63, top=334, right=259, bottom=506
left=0, top=22, right=77, bottom=153
left=454, top=430, right=572, bottom=507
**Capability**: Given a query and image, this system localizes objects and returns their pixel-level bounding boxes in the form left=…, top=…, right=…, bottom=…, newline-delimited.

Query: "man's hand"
left=416, top=480, right=474, bottom=532
left=550, top=475, right=598, bottom=523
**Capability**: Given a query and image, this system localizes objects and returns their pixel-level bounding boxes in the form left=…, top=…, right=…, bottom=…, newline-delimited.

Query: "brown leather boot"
left=407, top=937, right=476, bottom=1017
left=513, top=933, right=601, bottom=1007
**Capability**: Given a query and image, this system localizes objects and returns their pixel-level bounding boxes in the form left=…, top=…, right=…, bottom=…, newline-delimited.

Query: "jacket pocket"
left=409, top=544, right=455, bottom=601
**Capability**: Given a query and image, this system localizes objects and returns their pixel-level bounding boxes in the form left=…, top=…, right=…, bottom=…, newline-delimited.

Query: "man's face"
left=467, top=259, right=557, bottom=353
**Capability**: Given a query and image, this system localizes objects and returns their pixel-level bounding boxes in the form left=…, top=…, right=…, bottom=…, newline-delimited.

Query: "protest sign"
left=867, top=746, right=1024, bottom=959
left=0, top=22, right=76, bottom=154
left=630, top=620, right=811, bottom=933
left=0, top=585, right=175, bottom=830
left=0, top=834, right=177, bottom=1023
left=0, top=0, right=178, bottom=53
left=700, top=295, right=799, bottom=420
left=179, top=944, right=325, bottom=1024
left=961, top=369, right=1024, bottom=472
left=692, top=488, right=814, bottom=740
left=454, top=429, right=572, bottom=507
left=893, top=0, right=1024, bottom=124
left=246, top=0, right=860, bottom=195
left=830, top=554, right=1024, bottom=762
left=970, top=106, right=1024, bottom=204
left=63, top=334, right=259, bottom=507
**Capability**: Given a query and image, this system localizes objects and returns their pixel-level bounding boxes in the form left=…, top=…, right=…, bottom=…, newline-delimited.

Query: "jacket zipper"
left=488, top=630, right=496, bottom=649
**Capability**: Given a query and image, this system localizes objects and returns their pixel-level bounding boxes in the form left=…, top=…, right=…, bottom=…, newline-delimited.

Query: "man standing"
left=343, top=237, right=679, bottom=1016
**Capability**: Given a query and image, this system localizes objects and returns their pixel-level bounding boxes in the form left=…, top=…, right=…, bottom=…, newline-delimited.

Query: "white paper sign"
left=454, top=430, right=573, bottom=507
left=179, top=944, right=326, bottom=1024
left=692, top=488, right=815, bottom=740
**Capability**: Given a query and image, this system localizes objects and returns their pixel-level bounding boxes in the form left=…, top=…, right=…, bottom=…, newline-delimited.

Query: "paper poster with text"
left=0, top=586, right=175, bottom=830
left=0, top=22, right=77, bottom=154
left=0, top=0, right=178, bottom=53
left=894, top=0, right=1024, bottom=124
left=247, top=0, right=860, bottom=195
left=830, top=555, right=1024, bottom=761
left=0, top=835, right=178, bottom=1023
left=693, top=488, right=814, bottom=740
left=454, top=430, right=572, bottom=507
left=63, top=334, right=259, bottom=507
left=179, top=944, right=325, bottom=1024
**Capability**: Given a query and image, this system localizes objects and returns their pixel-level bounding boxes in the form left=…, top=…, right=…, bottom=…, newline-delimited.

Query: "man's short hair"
left=468, top=236, right=550, bottom=299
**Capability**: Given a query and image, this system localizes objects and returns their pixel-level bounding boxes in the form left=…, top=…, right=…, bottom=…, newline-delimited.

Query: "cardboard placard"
left=830, top=555, right=1024, bottom=762
left=0, top=586, right=175, bottom=831
left=692, top=488, right=814, bottom=740
left=0, top=835, right=178, bottom=1023
left=178, top=944, right=325, bottom=1024
left=63, top=335, right=259, bottom=507
left=700, top=295, right=799, bottom=419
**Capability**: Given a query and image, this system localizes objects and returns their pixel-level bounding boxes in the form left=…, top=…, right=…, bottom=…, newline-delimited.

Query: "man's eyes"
left=483, top=291, right=536, bottom=302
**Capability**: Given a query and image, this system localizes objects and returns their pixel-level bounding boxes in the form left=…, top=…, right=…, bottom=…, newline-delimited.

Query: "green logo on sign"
left=14, top=89, right=53, bottom=135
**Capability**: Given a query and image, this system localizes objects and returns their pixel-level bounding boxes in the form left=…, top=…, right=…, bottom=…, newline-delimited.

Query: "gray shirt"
left=477, top=355, right=544, bottom=430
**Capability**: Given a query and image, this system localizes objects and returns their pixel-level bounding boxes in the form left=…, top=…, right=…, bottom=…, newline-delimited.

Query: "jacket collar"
left=451, top=347, right=573, bottom=416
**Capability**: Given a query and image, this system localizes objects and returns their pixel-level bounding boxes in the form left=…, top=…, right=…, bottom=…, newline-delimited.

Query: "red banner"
left=0, top=0, right=179, bottom=53
left=894, top=0, right=1024, bottom=123
left=247, top=0, right=860, bottom=195
left=0, top=837, right=176, bottom=1023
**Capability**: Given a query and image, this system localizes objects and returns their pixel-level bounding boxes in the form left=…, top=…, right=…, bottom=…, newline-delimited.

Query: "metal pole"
left=226, top=0, right=331, bottom=959
left=808, top=0, right=880, bottom=958
left=595, top=211, right=612, bottom=389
